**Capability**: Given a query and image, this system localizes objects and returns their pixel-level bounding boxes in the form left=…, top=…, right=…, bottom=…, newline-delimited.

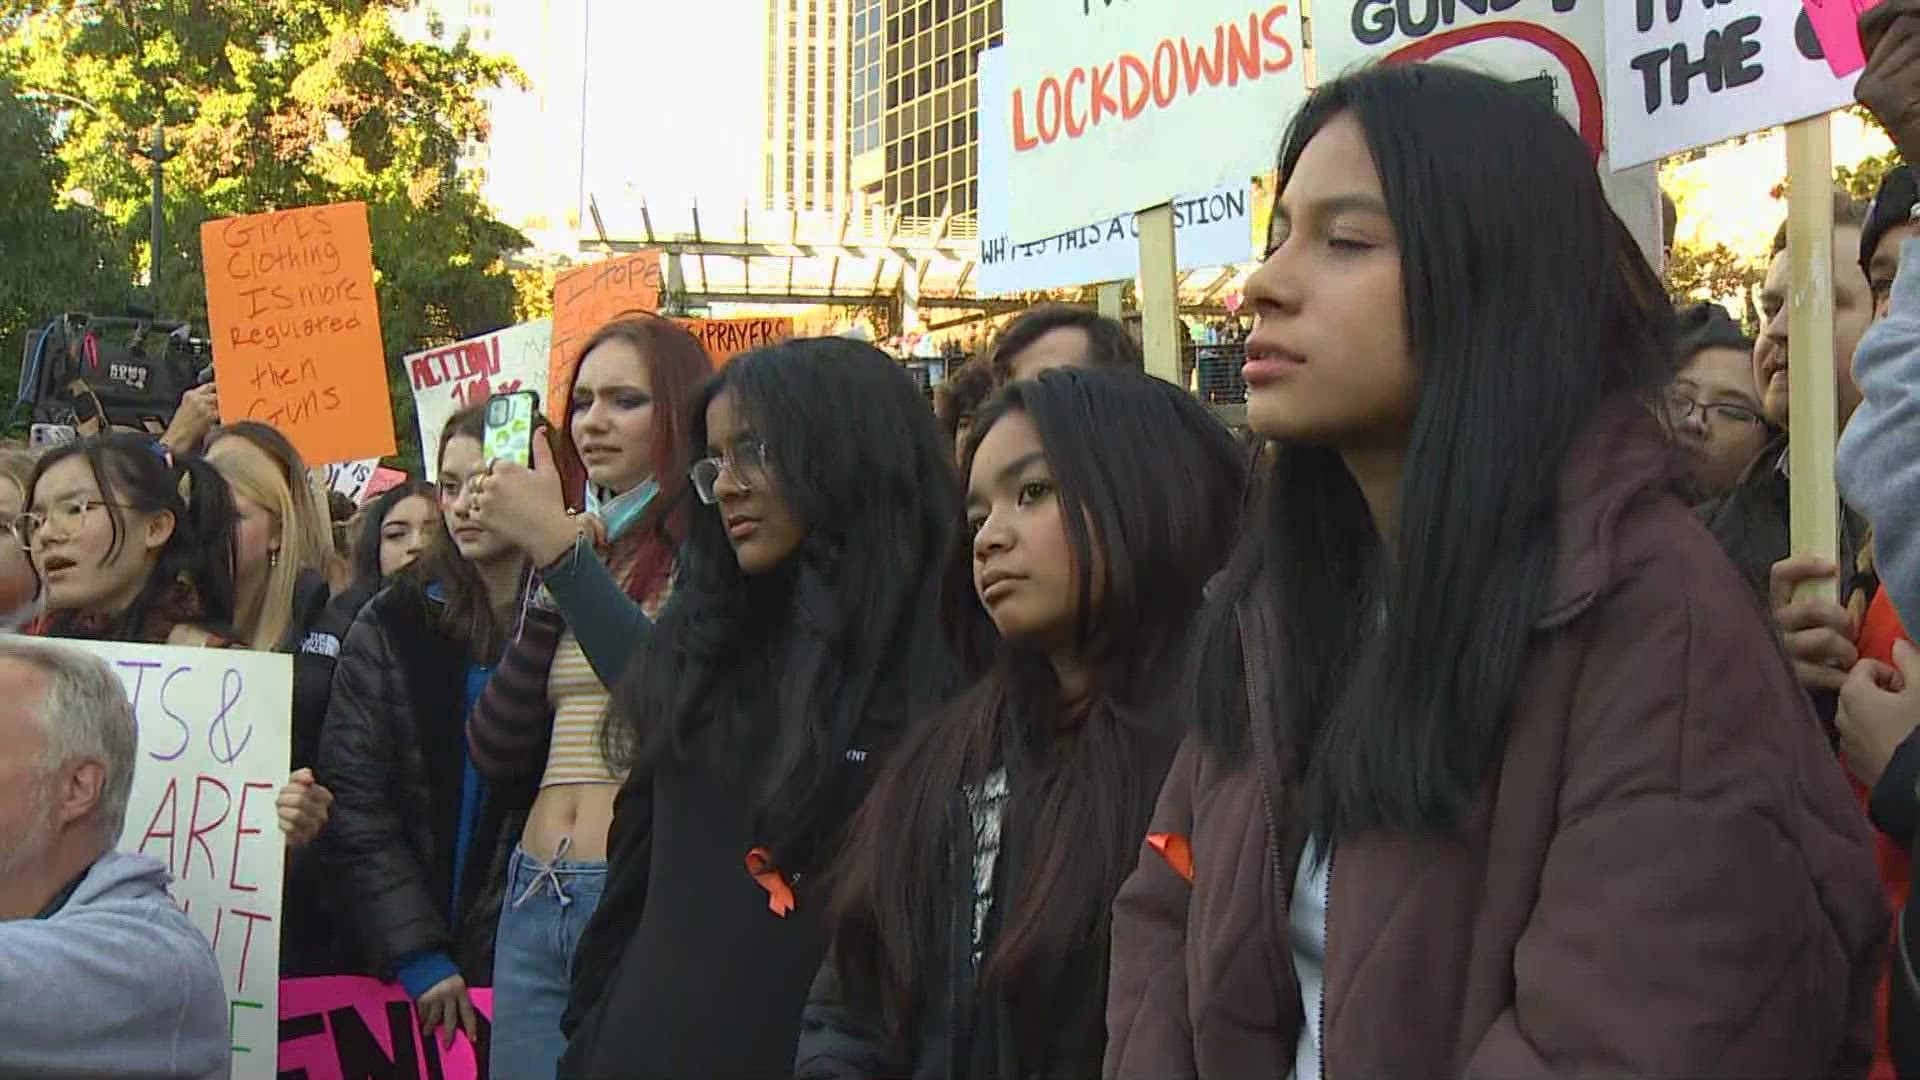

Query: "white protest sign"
left=319, top=459, right=379, bottom=504
left=1311, top=0, right=1665, bottom=270
left=977, top=48, right=1253, bottom=294
left=1000, top=0, right=1306, bottom=242
left=1605, top=1, right=1853, bottom=169
left=57, top=639, right=292, bottom=1074
left=404, top=319, right=552, bottom=480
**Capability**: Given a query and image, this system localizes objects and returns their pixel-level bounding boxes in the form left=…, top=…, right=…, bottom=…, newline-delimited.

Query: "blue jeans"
left=490, top=840, right=606, bottom=1079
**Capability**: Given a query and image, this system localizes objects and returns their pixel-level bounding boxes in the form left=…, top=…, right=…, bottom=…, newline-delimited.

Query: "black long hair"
left=351, top=481, right=439, bottom=590
left=30, top=433, right=239, bottom=641
left=607, top=337, right=964, bottom=872
left=827, top=369, right=1247, bottom=1045
left=1193, top=63, right=1674, bottom=840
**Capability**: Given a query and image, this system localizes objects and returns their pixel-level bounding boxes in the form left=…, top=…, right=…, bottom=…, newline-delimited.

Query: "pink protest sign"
left=277, top=977, right=494, bottom=1079
left=1803, top=0, right=1882, bottom=77
left=361, top=466, right=408, bottom=504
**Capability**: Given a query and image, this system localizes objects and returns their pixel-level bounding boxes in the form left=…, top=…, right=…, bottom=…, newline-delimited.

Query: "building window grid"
left=880, top=2, right=999, bottom=215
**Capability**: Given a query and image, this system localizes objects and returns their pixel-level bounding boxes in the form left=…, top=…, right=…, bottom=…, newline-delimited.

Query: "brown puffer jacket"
left=1105, top=401, right=1890, bottom=1079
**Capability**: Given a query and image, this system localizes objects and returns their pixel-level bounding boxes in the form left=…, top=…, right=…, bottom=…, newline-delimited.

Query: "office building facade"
left=765, top=0, right=851, bottom=212
left=870, top=0, right=1002, bottom=219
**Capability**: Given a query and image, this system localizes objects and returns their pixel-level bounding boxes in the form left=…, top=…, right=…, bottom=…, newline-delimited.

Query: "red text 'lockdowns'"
left=1011, top=4, right=1296, bottom=152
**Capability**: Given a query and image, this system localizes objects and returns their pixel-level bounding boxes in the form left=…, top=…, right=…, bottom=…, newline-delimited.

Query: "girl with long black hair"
left=318, top=406, right=533, bottom=1054
left=557, top=337, right=962, bottom=1078
left=1104, top=63, right=1886, bottom=1077
left=797, top=369, right=1245, bottom=1078
left=21, top=432, right=238, bottom=645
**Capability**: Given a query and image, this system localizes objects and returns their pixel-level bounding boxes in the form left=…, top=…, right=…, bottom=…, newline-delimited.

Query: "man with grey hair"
left=0, top=638, right=228, bottom=1078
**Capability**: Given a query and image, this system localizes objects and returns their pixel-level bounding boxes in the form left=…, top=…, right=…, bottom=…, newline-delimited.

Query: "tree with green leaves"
left=0, top=75, right=133, bottom=404
left=1, top=0, right=530, bottom=469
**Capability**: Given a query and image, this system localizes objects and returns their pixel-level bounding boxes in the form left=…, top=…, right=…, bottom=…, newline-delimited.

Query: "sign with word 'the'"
left=977, top=47, right=1252, bottom=294
left=1000, top=0, right=1306, bottom=242
left=201, top=201, right=397, bottom=466
left=405, top=320, right=553, bottom=481
left=55, top=638, right=293, bottom=1076
left=1605, top=0, right=1857, bottom=168
left=548, top=252, right=663, bottom=424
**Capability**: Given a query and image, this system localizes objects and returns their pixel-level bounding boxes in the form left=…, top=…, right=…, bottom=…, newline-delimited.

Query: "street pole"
left=148, top=123, right=168, bottom=305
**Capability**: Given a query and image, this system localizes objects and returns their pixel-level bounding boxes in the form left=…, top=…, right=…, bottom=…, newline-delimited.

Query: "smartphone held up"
left=483, top=390, right=540, bottom=468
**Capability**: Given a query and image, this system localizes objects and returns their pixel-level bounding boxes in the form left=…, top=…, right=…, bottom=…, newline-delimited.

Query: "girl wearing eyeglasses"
left=21, top=433, right=238, bottom=646
left=799, top=369, right=1246, bottom=1079
left=554, top=337, right=964, bottom=1079
left=317, top=405, right=534, bottom=1055
left=455, top=315, right=710, bottom=1076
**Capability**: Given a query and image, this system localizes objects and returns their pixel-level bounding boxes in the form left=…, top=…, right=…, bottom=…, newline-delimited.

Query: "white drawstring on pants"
left=513, top=835, right=574, bottom=909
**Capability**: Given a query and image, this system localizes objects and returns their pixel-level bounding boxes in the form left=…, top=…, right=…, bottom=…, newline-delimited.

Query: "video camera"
left=14, top=313, right=211, bottom=440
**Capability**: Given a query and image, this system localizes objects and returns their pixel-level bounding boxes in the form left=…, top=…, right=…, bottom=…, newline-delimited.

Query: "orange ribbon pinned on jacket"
left=1146, top=832, right=1195, bottom=884
left=746, top=846, right=795, bottom=918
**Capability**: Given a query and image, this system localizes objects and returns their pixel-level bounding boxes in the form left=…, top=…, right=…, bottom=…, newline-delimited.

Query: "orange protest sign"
left=673, top=317, right=794, bottom=367
left=548, top=252, right=662, bottom=416
left=201, top=201, right=396, bottom=465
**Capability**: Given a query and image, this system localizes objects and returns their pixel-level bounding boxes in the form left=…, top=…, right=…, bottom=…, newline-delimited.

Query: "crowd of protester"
left=16, top=8, right=1920, bottom=1078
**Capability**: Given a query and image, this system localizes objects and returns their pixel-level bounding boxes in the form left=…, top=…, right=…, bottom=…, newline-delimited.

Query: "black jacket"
left=796, top=786, right=1008, bottom=1080
left=557, top=721, right=896, bottom=1077
left=316, top=579, right=531, bottom=984
left=794, top=773, right=1108, bottom=1080
left=1699, top=435, right=1874, bottom=734
left=1872, top=734, right=1920, bottom=1078
left=280, top=573, right=376, bottom=978
left=288, top=574, right=375, bottom=772
left=561, top=771, right=652, bottom=1037
left=1699, top=434, right=1874, bottom=610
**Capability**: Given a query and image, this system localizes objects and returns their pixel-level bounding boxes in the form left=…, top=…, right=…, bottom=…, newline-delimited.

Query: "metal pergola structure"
left=579, top=196, right=1254, bottom=319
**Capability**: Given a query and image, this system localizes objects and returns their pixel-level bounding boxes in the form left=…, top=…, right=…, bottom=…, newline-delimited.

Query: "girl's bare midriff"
left=522, top=781, right=620, bottom=863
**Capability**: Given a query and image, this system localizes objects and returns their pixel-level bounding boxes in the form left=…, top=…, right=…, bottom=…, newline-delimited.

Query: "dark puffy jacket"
left=280, top=574, right=376, bottom=977
left=316, top=579, right=531, bottom=984
left=1699, top=434, right=1874, bottom=618
left=288, top=574, right=374, bottom=772
left=1105, top=402, right=1887, bottom=1078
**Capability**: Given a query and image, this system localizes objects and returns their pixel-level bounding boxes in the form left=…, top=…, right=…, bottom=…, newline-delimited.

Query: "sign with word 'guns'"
left=201, top=201, right=397, bottom=466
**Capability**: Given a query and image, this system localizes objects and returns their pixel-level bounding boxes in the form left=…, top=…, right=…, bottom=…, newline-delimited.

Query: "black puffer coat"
left=316, top=579, right=530, bottom=984
left=280, top=572, right=376, bottom=977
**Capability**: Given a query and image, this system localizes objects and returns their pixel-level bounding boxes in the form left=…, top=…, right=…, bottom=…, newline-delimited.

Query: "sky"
left=401, top=0, right=764, bottom=246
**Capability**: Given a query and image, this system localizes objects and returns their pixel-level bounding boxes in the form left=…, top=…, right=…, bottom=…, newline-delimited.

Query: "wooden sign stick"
left=1138, top=203, right=1181, bottom=385
left=1787, top=115, right=1841, bottom=603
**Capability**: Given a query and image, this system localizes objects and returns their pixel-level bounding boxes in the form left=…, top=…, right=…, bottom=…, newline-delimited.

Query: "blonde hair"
left=207, top=437, right=330, bottom=650
left=0, top=448, right=39, bottom=513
